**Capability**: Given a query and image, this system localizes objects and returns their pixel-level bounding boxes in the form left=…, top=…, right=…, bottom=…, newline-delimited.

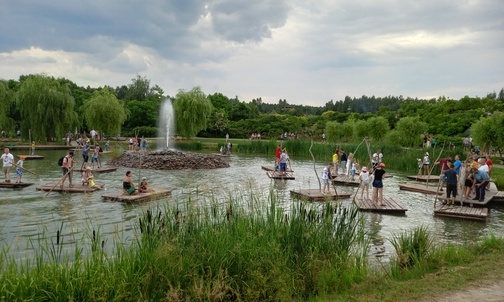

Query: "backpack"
left=58, top=156, right=65, bottom=166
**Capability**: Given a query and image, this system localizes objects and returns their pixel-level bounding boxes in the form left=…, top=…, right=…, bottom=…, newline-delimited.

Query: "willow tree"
left=82, top=89, right=128, bottom=137
left=16, top=74, right=78, bottom=143
left=0, top=80, right=15, bottom=133
left=173, top=87, right=214, bottom=138
left=471, top=112, right=504, bottom=155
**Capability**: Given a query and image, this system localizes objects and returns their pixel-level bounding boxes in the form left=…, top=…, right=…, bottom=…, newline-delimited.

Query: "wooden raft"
left=434, top=204, right=488, bottom=221
left=493, top=191, right=504, bottom=202
left=102, top=189, right=172, bottom=203
left=36, top=182, right=102, bottom=193
left=332, top=175, right=360, bottom=187
left=353, top=197, right=407, bottom=214
left=211, top=153, right=234, bottom=157
left=434, top=182, right=498, bottom=207
left=261, top=166, right=293, bottom=172
left=290, top=189, right=350, bottom=201
left=406, top=175, right=441, bottom=182
left=399, top=182, right=443, bottom=195
left=17, top=154, right=44, bottom=160
left=77, top=167, right=118, bottom=174
left=0, top=182, right=34, bottom=189
left=266, top=171, right=295, bottom=180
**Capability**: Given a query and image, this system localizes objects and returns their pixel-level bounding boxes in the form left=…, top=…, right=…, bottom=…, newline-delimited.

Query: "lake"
left=1, top=149, right=503, bottom=263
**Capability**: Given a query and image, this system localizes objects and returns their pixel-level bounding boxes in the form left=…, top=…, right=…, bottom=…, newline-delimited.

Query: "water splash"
left=158, top=98, right=175, bottom=150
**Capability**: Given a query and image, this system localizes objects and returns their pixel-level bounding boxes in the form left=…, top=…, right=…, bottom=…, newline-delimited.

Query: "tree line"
left=1, top=73, right=503, bottom=153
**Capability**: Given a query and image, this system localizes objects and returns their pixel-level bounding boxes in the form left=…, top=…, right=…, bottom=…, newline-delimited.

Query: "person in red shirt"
left=486, top=155, right=493, bottom=190
left=275, top=144, right=282, bottom=170
left=436, top=157, right=452, bottom=192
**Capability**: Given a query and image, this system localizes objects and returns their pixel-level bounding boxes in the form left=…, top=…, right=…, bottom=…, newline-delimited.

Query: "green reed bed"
left=0, top=193, right=368, bottom=301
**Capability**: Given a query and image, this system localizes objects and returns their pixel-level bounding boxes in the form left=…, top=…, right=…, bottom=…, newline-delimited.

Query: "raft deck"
left=266, top=171, right=295, bottom=180
left=399, top=182, right=444, bottom=195
left=406, top=175, right=441, bottom=182
left=102, top=189, right=172, bottom=203
left=290, top=189, right=350, bottom=201
left=332, top=175, right=360, bottom=187
left=17, top=155, right=44, bottom=160
left=36, top=182, right=103, bottom=193
left=353, top=197, right=407, bottom=214
left=0, top=182, right=34, bottom=189
left=434, top=204, right=488, bottom=221
left=434, top=182, right=498, bottom=207
left=261, top=166, right=293, bottom=172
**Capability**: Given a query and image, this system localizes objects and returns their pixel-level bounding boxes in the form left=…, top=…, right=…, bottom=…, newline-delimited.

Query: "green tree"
left=471, top=112, right=504, bottom=155
left=16, top=74, right=78, bottom=143
left=82, top=89, right=128, bottom=137
left=366, top=116, right=389, bottom=141
left=173, top=87, right=213, bottom=138
left=0, top=80, right=15, bottom=133
left=394, top=116, right=428, bottom=147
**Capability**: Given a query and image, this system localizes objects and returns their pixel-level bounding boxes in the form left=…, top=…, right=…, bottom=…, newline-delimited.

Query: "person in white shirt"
left=1, top=148, right=14, bottom=183
left=359, top=166, right=371, bottom=200
left=322, top=165, right=331, bottom=194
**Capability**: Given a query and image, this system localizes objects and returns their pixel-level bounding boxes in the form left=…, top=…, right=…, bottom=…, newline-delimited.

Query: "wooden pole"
left=45, top=167, right=73, bottom=196
left=12, top=163, right=40, bottom=177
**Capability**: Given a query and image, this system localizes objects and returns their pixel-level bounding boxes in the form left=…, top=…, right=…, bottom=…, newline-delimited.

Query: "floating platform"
left=17, top=154, right=44, bottom=160
left=493, top=191, right=504, bottom=202
left=332, top=175, right=360, bottom=187
left=102, top=189, right=172, bottom=203
left=266, top=171, right=295, bottom=180
left=290, top=189, right=351, bottom=201
left=36, top=182, right=103, bottom=193
left=406, top=175, right=441, bottom=182
left=399, top=182, right=443, bottom=195
left=77, top=167, right=118, bottom=174
left=353, top=197, right=407, bottom=214
left=0, top=182, right=34, bottom=189
left=434, top=182, right=498, bottom=207
left=434, top=204, right=488, bottom=221
left=261, top=166, right=293, bottom=172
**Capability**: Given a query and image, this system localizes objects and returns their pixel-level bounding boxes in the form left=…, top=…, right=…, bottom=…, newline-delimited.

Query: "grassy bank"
left=2, top=192, right=504, bottom=301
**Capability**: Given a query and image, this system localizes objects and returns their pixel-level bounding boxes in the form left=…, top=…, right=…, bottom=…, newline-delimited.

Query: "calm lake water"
left=1, top=149, right=503, bottom=263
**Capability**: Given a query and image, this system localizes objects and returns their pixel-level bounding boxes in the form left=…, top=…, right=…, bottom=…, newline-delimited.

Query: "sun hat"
left=20, top=156, right=26, bottom=160
left=142, top=177, right=147, bottom=180
left=425, top=152, right=429, bottom=156
left=86, top=166, right=91, bottom=170
left=362, top=166, right=367, bottom=172
left=323, top=167, right=328, bottom=171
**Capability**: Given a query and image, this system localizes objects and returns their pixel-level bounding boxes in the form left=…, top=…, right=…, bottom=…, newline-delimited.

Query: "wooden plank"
left=399, top=182, right=444, bottom=195
left=353, top=197, right=407, bottom=214
left=406, top=175, right=441, bottom=182
left=102, top=189, right=172, bottom=203
left=36, top=182, right=102, bottom=193
left=332, top=175, right=360, bottom=187
left=266, top=171, right=295, bottom=180
left=76, top=167, right=118, bottom=174
left=290, top=189, right=350, bottom=201
left=261, top=166, right=293, bottom=172
left=434, top=204, right=488, bottom=221
left=211, top=153, right=234, bottom=157
left=434, top=182, right=498, bottom=206
left=16, top=155, right=44, bottom=160
left=0, top=182, right=34, bottom=188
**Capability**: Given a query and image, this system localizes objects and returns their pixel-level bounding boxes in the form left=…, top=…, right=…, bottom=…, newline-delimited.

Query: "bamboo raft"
left=266, top=171, right=295, bottom=180
left=261, top=166, right=293, bottom=172
left=353, top=197, right=407, bottom=214
left=0, top=182, right=34, bottom=189
left=332, top=175, right=360, bottom=187
left=36, top=182, right=103, bottom=193
left=399, top=182, right=444, bottom=195
left=290, top=189, right=351, bottom=201
left=406, top=175, right=441, bottom=182
left=434, top=204, right=488, bottom=221
left=76, top=167, right=118, bottom=174
left=16, top=155, right=44, bottom=160
left=102, top=189, right=172, bottom=203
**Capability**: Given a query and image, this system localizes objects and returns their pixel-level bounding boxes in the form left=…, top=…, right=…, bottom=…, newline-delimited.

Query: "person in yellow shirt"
left=332, top=150, right=339, bottom=176
left=31, top=141, right=36, bottom=155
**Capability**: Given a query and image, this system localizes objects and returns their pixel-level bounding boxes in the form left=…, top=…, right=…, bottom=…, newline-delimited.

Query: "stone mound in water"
left=107, top=149, right=230, bottom=170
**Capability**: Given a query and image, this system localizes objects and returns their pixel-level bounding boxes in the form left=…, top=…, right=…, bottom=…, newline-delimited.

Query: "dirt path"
left=419, top=279, right=504, bottom=301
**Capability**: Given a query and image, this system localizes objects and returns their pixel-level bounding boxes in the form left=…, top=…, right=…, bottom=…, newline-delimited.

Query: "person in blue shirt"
left=453, top=154, right=462, bottom=175
left=471, top=168, right=490, bottom=202
left=443, top=164, right=458, bottom=206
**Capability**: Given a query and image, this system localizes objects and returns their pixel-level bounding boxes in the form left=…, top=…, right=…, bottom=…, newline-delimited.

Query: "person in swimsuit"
left=123, top=170, right=138, bottom=195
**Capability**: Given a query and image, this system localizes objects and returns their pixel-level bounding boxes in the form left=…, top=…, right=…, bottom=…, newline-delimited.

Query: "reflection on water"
left=0, top=150, right=503, bottom=262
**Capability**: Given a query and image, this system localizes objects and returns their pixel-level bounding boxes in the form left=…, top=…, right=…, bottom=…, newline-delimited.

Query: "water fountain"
left=158, top=98, right=175, bottom=150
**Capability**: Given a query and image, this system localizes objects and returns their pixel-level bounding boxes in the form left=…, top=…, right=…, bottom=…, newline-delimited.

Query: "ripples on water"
left=1, top=150, right=503, bottom=262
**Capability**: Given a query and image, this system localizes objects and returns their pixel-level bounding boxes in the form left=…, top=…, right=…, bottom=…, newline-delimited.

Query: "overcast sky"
left=1, top=0, right=503, bottom=106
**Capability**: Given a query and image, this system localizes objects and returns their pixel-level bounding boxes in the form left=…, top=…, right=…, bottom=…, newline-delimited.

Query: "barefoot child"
left=359, top=166, right=371, bottom=200
left=322, top=165, right=331, bottom=194
left=139, top=177, right=149, bottom=193
left=15, top=156, right=25, bottom=183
